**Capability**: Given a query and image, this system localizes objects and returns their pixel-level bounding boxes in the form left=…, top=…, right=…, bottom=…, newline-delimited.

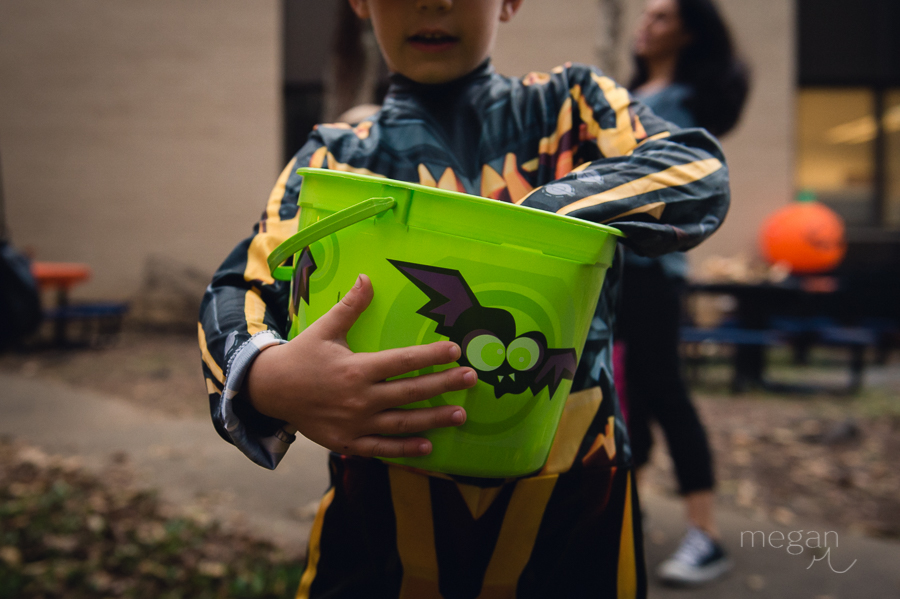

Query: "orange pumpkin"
left=759, top=192, right=846, bottom=273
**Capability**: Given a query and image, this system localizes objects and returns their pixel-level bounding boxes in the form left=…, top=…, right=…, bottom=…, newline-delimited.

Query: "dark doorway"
left=282, top=1, right=340, bottom=162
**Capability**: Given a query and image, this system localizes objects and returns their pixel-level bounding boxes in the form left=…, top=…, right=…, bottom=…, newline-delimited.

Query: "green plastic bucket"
left=268, top=168, right=622, bottom=478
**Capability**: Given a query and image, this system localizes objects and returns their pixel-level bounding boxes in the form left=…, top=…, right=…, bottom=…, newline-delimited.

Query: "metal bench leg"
left=847, top=345, right=865, bottom=394
left=732, top=344, right=767, bottom=393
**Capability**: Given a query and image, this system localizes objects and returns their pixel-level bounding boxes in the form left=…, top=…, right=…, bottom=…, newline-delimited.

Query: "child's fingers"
left=363, top=341, right=461, bottom=381
left=369, top=405, right=466, bottom=436
left=310, top=273, right=374, bottom=341
left=372, top=367, right=477, bottom=409
left=349, top=435, right=433, bottom=458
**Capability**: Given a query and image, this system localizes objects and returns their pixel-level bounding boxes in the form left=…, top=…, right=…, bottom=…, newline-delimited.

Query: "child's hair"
left=629, top=0, right=750, bottom=137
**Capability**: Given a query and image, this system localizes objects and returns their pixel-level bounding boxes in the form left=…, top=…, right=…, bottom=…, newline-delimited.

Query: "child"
left=198, top=0, right=729, bottom=597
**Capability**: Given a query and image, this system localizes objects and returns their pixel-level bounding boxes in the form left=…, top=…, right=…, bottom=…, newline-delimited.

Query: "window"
left=282, top=1, right=338, bottom=162
left=887, top=90, right=900, bottom=227
left=796, top=0, right=900, bottom=229
left=797, top=89, right=900, bottom=228
left=797, top=89, right=876, bottom=226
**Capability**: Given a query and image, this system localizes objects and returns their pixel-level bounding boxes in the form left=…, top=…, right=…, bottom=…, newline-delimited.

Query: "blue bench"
left=681, top=319, right=876, bottom=394
left=680, top=325, right=784, bottom=391
left=680, top=326, right=783, bottom=346
left=43, top=302, right=129, bottom=347
left=771, top=318, right=876, bottom=393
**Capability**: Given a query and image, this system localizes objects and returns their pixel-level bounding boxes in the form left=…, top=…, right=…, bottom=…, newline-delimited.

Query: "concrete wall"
left=697, top=0, right=796, bottom=265
left=493, top=0, right=601, bottom=76
left=0, top=0, right=282, bottom=300
left=495, top=0, right=797, bottom=269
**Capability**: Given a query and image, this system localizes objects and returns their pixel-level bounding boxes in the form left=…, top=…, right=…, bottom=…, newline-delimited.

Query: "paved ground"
left=642, top=490, right=900, bottom=598
left=0, top=372, right=330, bottom=553
left=1, top=372, right=898, bottom=598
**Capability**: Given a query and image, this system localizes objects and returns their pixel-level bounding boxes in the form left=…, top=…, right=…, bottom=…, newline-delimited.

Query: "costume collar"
left=385, top=59, right=495, bottom=99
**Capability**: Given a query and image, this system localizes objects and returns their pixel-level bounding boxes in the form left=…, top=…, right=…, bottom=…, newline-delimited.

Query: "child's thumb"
left=314, top=274, right=374, bottom=341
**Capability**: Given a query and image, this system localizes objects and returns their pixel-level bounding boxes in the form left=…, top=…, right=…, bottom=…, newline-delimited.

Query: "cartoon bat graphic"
left=289, top=246, right=317, bottom=317
left=389, top=260, right=577, bottom=399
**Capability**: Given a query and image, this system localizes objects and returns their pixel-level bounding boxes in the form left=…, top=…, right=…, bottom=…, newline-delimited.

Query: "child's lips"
left=407, top=32, right=459, bottom=53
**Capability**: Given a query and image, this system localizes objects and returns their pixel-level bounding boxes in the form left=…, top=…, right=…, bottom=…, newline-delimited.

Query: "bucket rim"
left=296, top=167, right=624, bottom=239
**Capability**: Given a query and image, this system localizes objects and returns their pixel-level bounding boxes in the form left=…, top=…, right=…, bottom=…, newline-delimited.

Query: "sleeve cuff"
left=220, top=330, right=296, bottom=469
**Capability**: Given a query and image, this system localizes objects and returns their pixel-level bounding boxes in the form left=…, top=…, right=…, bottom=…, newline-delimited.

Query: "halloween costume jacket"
left=198, top=61, right=729, bottom=599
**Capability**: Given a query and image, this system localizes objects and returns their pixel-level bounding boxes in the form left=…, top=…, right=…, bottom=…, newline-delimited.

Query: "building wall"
left=0, top=0, right=282, bottom=300
left=0, top=0, right=795, bottom=300
left=494, top=0, right=797, bottom=270
left=493, top=0, right=602, bottom=76
left=699, top=0, right=796, bottom=265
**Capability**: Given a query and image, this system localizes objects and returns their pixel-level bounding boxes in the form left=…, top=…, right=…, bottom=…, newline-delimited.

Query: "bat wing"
left=290, top=246, right=317, bottom=317
left=388, top=260, right=479, bottom=337
left=531, top=348, right=577, bottom=399
left=296, top=247, right=317, bottom=306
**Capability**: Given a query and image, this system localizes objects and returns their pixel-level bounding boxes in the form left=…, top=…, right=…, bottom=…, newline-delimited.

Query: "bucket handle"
left=267, top=196, right=396, bottom=281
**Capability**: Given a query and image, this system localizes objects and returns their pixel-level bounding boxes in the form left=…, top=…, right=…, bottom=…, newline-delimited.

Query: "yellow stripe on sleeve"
left=295, top=488, right=336, bottom=599
left=245, top=156, right=304, bottom=285
left=244, top=288, right=268, bottom=335
left=197, top=323, right=224, bottom=384
left=309, top=146, right=328, bottom=168
left=601, top=201, right=667, bottom=223
left=265, top=157, right=298, bottom=222
left=244, top=216, right=299, bottom=285
left=590, top=73, right=640, bottom=158
left=557, top=158, right=723, bottom=216
left=205, top=378, right=221, bottom=395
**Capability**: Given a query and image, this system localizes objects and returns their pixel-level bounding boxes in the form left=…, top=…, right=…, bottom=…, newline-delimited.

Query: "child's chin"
left=402, top=62, right=475, bottom=85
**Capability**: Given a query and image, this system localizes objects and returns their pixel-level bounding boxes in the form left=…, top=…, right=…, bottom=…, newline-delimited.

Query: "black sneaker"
left=657, top=527, right=732, bottom=586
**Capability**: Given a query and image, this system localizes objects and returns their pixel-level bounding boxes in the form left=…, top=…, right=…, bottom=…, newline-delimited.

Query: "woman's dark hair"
left=629, top=0, right=750, bottom=137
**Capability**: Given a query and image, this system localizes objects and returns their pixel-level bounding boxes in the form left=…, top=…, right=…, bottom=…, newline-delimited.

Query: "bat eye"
left=465, top=334, right=506, bottom=372
left=507, top=337, right=541, bottom=371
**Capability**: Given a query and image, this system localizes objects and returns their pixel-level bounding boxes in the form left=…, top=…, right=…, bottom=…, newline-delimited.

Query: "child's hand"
left=246, top=274, right=476, bottom=458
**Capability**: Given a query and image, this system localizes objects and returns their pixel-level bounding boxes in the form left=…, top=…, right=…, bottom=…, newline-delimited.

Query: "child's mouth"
left=408, top=32, right=459, bottom=53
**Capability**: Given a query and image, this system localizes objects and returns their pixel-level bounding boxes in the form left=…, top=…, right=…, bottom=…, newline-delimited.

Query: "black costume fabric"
left=198, top=61, right=729, bottom=598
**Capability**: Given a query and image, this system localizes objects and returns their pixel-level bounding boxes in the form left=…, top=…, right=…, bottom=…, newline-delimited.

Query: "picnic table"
left=683, top=276, right=874, bottom=394
left=31, top=262, right=91, bottom=346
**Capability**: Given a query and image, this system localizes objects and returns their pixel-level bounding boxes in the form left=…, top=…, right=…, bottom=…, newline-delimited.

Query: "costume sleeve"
left=198, top=138, right=327, bottom=469
left=519, top=65, right=729, bottom=258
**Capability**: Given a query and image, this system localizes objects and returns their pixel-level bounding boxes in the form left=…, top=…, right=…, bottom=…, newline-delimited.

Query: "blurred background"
left=1, top=0, right=898, bottom=304
left=0, top=1, right=899, bottom=598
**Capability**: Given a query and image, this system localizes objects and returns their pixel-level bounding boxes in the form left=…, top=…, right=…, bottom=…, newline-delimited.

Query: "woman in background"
left=618, top=0, right=749, bottom=586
